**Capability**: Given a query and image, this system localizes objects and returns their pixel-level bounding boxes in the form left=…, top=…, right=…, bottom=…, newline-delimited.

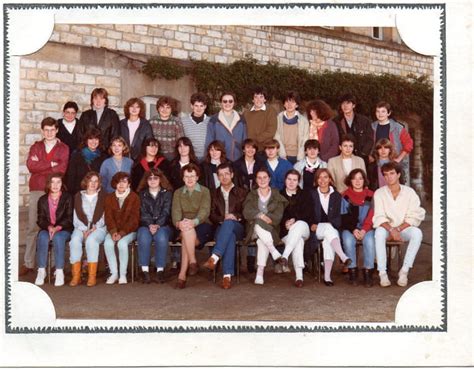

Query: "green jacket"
left=242, top=188, right=288, bottom=245
left=172, top=184, right=211, bottom=226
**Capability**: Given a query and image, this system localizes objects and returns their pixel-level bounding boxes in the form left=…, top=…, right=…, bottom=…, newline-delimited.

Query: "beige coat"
left=274, top=111, right=309, bottom=161
left=327, top=155, right=366, bottom=193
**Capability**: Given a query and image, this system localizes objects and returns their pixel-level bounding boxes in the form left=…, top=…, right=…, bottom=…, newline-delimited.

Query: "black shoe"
left=348, top=268, right=358, bottom=286
left=155, top=271, right=165, bottom=284
left=363, top=269, right=373, bottom=288
left=247, top=256, right=256, bottom=274
left=323, top=280, right=334, bottom=287
left=169, top=261, right=180, bottom=275
left=141, top=271, right=151, bottom=284
left=343, top=258, right=352, bottom=267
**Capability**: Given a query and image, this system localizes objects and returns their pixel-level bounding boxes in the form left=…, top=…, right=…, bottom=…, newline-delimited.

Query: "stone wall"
left=17, top=24, right=434, bottom=206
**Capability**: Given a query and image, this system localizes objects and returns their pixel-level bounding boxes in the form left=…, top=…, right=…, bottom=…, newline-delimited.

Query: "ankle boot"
left=69, top=262, right=81, bottom=287
left=87, top=262, right=98, bottom=287
left=348, top=268, right=358, bottom=286
left=247, top=255, right=256, bottom=274
left=363, top=269, right=373, bottom=288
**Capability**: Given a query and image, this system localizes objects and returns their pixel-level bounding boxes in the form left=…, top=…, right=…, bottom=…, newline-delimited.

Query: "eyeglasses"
left=222, top=100, right=234, bottom=104
left=148, top=176, right=160, bottom=180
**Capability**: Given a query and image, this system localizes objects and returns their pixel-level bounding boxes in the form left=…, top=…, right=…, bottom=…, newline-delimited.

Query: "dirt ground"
left=16, top=207, right=433, bottom=323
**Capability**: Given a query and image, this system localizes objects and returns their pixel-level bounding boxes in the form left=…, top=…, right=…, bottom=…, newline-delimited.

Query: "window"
left=372, top=27, right=383, bottom=40
left=141, top=95, right=160, bottom=120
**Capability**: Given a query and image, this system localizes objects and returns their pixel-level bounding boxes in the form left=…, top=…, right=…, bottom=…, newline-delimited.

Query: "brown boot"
left=87, top=262, right=98, bottom=287
left=69, top=262, right=81, bottom=287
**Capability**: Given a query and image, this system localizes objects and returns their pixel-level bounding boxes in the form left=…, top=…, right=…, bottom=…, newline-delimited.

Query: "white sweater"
left=372, top=185, right=425, bottom=228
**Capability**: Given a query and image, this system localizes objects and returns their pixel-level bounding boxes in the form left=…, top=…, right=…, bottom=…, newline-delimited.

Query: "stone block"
left=25, top=89, right=46, bottom=102
left=20, top=59, right=36, bottom=68
left=201, top=37, right=214, bottom=46
left=207, top=30, right=222, bottom=38
left=210, top=46, right=222, bottom=54
left=115, top=24, right=134, bottom=33
left=71, top=25, right=91, bottom=35
left=285, top=36, right=296, bottom=45
left=60, top=64, right=68, bottom=72
left=194, top=44, right=209, bottom=53
left=60, top=32, right=82, bottom=44
left=117, top=40, right=131, bottom=51
left=153, top=37, right=167, bottom=46
left=37, top=61, right=59, bottom=71
left=189, top=51, right=202, bottom=60
left=83, top=36, right=98, bottom=47
left=105, top=68, right=121, bottom=77
left=80, top=47, right=105, bottom=66
left=91, top=28, right=107, bottom=37
left=26, top=133, right=42, bottom=144
left=96, top=76, right=121, bottom=88
left=223, top=48, right=232, bottom=55
left=149, top=27, right=164, bottom=37
left=190, top=34, right=201, bottom=44
left=55, top=24, right=70, bottom=32
left=274, top=49, right=285, bottom=57
left=61, top=83, right=85, bottom=93
left=251, top=38, right=261, bottom=46
left=163, top=30, right=175, bottom=39
left=304, top=54, right=314, bottom=62
left=35, top=102, right=60, bottom=111
left=123, top=33, right=141, bottom=42
left=106, top=30, right=122, bottom=40
left=134, top=25, right=148, bottom=35
left=244, top=29, right=257, bottom=38
left=36, top=81, right=61, bottom=91
left=195, top=27, right=207, bottom=36
left=20, top=80, right=35, bottom=89
left=25, top=111, right=44, bottom=123
left=146, top=44, right=159, bottom=55
left=98, top=38, right=117, bottom=49
left=47, top=91, right=71, bottom=102
left=175, top=31, right=190, bottom=42
left=75, top=73, right=96, bottom=85
left=48, top=71, right=74, bottom=83
left=85, top=66, right=104, bottom=75
left=131, top=43, right=146, bottom=53
left=20, top=69, right=26, bottom=79
left=69, top=65, right=86, bottom=73
left=183, top=42, right=194, bottom=51
left=215, top=55, right=227, bottom=64
left=159, top=47, right=172, bottom=57
left=178, top=25, right=195, bottom=33
left=172, top=49, right=189, bottom=59
left=168, top=40, right=182, bottom=49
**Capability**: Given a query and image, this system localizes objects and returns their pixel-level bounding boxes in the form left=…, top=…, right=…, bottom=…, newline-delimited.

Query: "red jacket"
left=26, top=140, right=69, bottom=191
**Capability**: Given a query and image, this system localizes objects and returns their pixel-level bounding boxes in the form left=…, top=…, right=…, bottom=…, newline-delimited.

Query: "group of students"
left=20, top=86, right=426, bottom=290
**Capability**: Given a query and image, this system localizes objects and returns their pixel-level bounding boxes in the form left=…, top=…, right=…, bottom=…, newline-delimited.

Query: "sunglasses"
left=222, top=100, right=234, bottom=104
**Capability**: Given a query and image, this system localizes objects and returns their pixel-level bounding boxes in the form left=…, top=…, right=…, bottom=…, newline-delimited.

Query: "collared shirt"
left=182, top=183, right=202, bottom=195
left=250, top=104, right=267, bottom=112
left=220, top=184, right=235, bottom=215
left=317, top=186, right=335, bottom=215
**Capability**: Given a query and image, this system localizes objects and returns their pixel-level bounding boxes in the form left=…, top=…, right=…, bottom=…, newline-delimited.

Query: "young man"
left=242, top=87, right=277, bottom=158
left=78, top=88, right=120, bottom=150
left=149, top=96, right=185, bottom=160
left=181, top=92, right=211, bottom=161
left=334, top=93, right=373, bottom=165
left=205, top=163, right=247, bottom=289
left=21, top=117, right=70, bottom=276
left=372, top=161, right=425, bottom=287
left=371, top=101, right=413, bottom=184
left=327, top=134, right=366, bottom=193
left=57, top=101, right=81, bottom=157
left=264, top=139, right=293, bottom=191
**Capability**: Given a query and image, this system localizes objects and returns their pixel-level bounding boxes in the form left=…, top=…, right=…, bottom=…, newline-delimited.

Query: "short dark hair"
left=340, top=133, right=356, bottom=146
left=124, top=97, right=146, bottom=119
left=139, top=137, right=161, bottom=160
left=63, top=101, right=79, bottom=112
left=344, top=168, right=369, bottom=188
left=263, top=139, right=280, bottom=149
left=339, top=93, right=357, bottom=105
left=220, top=91, right=236, bottom=103
left=285, top=169, right=301, bottom=182
left=376, top=101, right=392, bottom=113
left=190, top=92, right=208, bottom=106
left=381, top=161, right=402, bottom=175
left=216, top=162, right=234, bottom=175
left=110, top=172, right=130, bottom=189
left=80, top=128, right=102, bottom=149
left=45, top=172, right=65, bottom=193
left=242, top=138, right=258, bottom=151
left=284, top=91, right=301, bottom=106
left=156, top=96, right=177, bottom=113
left=306, top=99, right=334, bottom=121
left=80, top=171, right=102, bottom=191
left=252, top=86, right=267, bottom=99
left=180, top=163, right=201, bottom=179
left=41, top=117, right=58, bottom=130
left=255, top=167, right=271, bottom=179
left=304, top=139, right=320, bottom=152
left=206, top=140, right=227, bottom=163
left=90, top=88, right=109, bottom=107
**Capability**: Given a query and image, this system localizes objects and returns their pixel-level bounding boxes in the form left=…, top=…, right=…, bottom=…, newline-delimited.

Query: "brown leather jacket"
left=210, top=186, right=248, bottom=225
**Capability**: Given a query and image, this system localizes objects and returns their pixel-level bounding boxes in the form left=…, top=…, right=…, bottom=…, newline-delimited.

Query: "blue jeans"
left=212, top=220, right=244, bottom=275
left=195, top=222, right=213, bottom=250
left=36, top=230, right=71, bottom=269
left=342, top=229, right=375, bottom=269
left=104, top=232, right=136, bottom=277
left=137, top=226, right=172, bottom=269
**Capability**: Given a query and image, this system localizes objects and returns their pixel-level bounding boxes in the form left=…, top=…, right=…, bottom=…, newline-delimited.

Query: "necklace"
left=320, top=188, right=330, bottom=194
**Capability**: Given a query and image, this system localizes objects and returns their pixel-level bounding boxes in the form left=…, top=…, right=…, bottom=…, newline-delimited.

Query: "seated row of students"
left=33, top=159, right=425, bottom=291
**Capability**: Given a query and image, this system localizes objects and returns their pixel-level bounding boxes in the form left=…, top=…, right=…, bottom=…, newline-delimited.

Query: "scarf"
left=191, top=113, right=205, bottom=124
left=82, top=147, right=100, bottom=165
left=304, top=157, right=321, bottom=172
left=283, top=114, right=298, bottom=125
left=140, top=156, right=165, bottom=171
left=115, top=188, right=131, bottom=208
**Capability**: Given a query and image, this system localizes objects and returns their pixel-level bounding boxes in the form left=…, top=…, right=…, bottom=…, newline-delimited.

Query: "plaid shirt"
left=149, top=114, right=184, bottom=158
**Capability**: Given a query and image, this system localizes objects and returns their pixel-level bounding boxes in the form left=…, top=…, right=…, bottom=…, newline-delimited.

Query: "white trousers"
left=281, top=220, right=309, bottom=269
left=315, top=222, right=340, bottom=261
left=254, top=224, right=280, bottom=267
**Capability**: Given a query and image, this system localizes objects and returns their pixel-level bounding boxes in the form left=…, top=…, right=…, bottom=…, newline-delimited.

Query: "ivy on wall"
left=142, top=55, right=434, bottom=196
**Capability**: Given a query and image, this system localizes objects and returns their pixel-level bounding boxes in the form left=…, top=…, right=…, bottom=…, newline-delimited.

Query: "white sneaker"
left=35, top=269, right=46, bottom=286
left=274, top=263, right=283, bottom=274
left=379, top=272, right=391, bottom=287
left=54, top=269, right=64, bottom=287
left=397, top=269, right=408, bottom=287
left=254, top=275, right=264, bottom=285
left=106, top=274, right=118, bottom=284
left=118, top=276, right=128, bottom=285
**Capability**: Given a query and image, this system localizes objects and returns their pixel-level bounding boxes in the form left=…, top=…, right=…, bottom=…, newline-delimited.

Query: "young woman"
left=200, top=140, right=230, bottom=190
left=57, top=101, right=81, bottom=157
left=118, top=97, right=153, bottom=161
left=242, top=168, right=288, bottom=285
left=66, top=128, right=107, bottom=196
left=103, top=172, right=140, bottom=284
left=171, top=163, right=212, bottom=289
left=274, top=91, right=309, bottom=164
left=168, top=136, right=199, bottom=190
left=68, top=171, right=106, bottom=287
left=293, top=139, right=328, bottom=190
left=367, top=138, right=399, bottom=191
left=78, top=87, right=120, bottom=150
left=137, top=169, right=173, bottom=284
left=279, top=170, right=312, bottom=287
left=306, top=99, right=340, bottom=162
left=149, top=96, right=185, bottom=160
left=34, top=173, right=73, bottom=286
left=205, top=92, right=247, bottom=162
left=233, top=138, right=266, bottom=191
left=131, top=137, right=170, bottom=191
left=99, top=136, right=134, bottom=193
left=309, top=168, right=351, bottom=286
left=341, top=169, right=376, bottom=287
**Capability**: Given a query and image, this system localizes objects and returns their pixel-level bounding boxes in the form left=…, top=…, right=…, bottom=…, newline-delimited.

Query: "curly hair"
left=137, top=168, right=173, bottom=193
left=110, top=172, right=131, bottom=189
left=306, top=99, right=334, bottom=121
left=156, top=95, right=177, bottom=113
left=124, top=97, right=146, bottom=119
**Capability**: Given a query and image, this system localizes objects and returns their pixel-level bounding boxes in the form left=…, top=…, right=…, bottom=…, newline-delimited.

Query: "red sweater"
left=342, top=187, right=374, bottom=232
left=26, top=140, right=70, bottom=191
